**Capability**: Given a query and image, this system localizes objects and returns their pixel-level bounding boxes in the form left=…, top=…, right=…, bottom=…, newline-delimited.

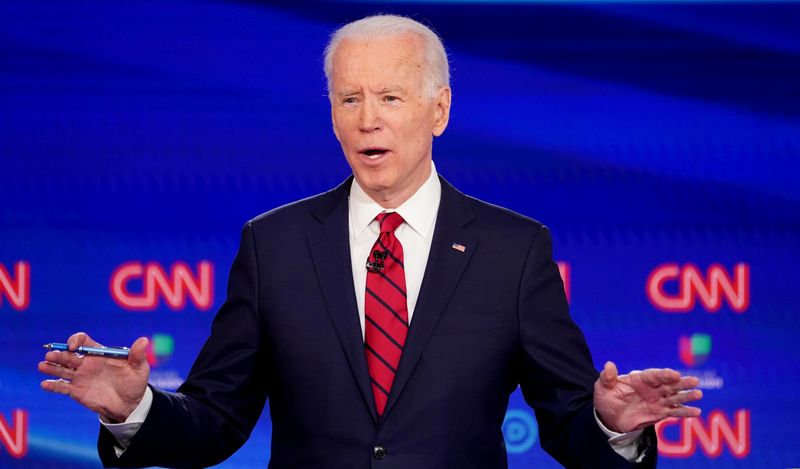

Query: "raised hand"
left=594, top=361, right=702, bottom=433
left=39, top=332, right=150, bottom=423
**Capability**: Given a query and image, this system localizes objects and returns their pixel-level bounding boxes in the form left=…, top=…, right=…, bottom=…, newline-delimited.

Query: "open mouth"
left=360, top=148, right=390, bottom=160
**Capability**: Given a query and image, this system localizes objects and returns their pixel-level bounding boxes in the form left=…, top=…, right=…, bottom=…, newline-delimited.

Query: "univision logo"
left=679, top=333, right=711, bottom=368
left=146, top=333, right=175, bottom=367
left=146, top=333, right=185, bottom=391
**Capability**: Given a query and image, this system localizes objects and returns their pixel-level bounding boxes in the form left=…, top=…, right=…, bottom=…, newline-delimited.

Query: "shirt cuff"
left=98, top=387, right=154, bottom=458
left=594, top=408, right=646, bottom=462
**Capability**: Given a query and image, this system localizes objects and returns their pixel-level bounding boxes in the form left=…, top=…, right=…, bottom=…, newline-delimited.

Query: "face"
left=330, top=34, right=451, bottom=208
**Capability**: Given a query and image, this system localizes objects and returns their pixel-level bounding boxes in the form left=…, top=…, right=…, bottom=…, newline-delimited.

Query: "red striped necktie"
left=364, top=212, right=408, bottom=417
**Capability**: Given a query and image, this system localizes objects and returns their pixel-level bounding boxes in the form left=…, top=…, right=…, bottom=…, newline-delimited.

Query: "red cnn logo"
left=0, top=409, right=28, bottom=458
left=110, top=261, right=214, bottom=311
left=0, top=262, right=29, bottom=311
left=646, top=263, right=749, bottom=313
left=656, top=409, right=750, bottom=458
left=557, top=261, right=570, bottom=302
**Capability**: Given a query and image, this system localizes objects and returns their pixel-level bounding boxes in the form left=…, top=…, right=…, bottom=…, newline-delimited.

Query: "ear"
left=432, top=86, right=451, bottom=137
left=331, top=104, right=341, bottom=142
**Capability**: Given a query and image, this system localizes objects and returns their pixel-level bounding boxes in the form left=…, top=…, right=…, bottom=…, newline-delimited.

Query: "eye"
left=384, top=95, right=400, bottom=102
left=342, top=97, right=359, bottom=105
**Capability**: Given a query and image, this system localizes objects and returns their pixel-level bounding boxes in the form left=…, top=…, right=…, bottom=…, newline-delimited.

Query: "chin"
left=355, top=169, right=395, bottom=189
left=360, top=178, right=392, bottom=194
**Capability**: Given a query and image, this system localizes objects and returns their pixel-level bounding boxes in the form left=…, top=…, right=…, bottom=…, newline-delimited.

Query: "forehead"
left=331, top=34, right=425, bottom=89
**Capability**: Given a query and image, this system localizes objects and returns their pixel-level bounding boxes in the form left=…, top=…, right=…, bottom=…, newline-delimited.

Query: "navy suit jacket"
left=98, top=177, right=656, bottom=468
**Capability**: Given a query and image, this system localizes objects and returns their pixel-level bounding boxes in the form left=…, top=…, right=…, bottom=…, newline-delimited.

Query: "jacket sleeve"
left=516, top=225, right=656, bottom=468
left=98, top=222, right=269, bottom=468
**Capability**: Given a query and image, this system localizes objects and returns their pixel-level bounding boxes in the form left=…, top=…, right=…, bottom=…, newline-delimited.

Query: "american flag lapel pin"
left=451, top=242, right=466, bottom=253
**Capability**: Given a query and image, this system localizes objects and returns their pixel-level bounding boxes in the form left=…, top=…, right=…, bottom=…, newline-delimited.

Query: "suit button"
left=372, top=445, right=386, bottom=459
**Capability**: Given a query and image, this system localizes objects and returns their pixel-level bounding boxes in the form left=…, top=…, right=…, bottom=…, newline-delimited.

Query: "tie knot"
left=376, top=212, right=404, bottom=233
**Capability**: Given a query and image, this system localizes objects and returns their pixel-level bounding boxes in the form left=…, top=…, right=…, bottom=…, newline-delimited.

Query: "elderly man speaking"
left=39, top=14, right=702, bottom=468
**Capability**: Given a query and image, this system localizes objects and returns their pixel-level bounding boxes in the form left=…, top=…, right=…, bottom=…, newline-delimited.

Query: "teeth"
left=362, top=150, right=387, bottom=160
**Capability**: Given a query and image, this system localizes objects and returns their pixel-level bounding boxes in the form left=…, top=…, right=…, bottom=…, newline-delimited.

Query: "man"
left=39, top=15, right=702, bottom=468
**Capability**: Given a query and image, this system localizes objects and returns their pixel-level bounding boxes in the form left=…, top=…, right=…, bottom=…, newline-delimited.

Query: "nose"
left=358, top=97, right=381, bottom=133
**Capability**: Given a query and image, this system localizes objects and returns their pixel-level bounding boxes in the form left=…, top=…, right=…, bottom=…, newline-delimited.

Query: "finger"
left=44, top=350, right=84, bottom=369
left=40, top=378, right=72, bottom=396
left=656, top=376, right=701, bottom=397
left=38, top=361, right=77, bottom=381
left=640, top=368, right=681, bottom=387
left=67, top=332, right=102, bottom=351
left=664, top=389, right=703, bottom=407
left=600, top=361, right=618, bottom=389
left=666, top=405, right=702, bottom=418
left=128, top=337, right=149, bottom=369
left=675, top=375, right=700, bottom=390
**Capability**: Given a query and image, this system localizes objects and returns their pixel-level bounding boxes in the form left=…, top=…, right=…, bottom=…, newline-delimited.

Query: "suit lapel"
left=382, top=178, right=478, bottom=419
left=306, top=178, right=379, bottom=424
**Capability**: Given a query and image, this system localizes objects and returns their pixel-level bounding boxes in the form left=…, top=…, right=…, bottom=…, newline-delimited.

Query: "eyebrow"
left=336, top=89, right=362, bottom=97
left=335, top=86, right=407, bottom=98
left=376, top=86, right=406, bottom=94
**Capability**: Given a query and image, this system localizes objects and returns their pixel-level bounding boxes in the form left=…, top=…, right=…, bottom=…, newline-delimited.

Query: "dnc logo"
left=503, top=409, right=538, bottom=454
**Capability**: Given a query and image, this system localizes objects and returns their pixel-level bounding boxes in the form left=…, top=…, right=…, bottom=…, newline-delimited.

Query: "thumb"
left=128, top=337, right=150, bottom=369
left=68, top=331, right=101, bottom=351
left=600, top=361, right=618, bottom=389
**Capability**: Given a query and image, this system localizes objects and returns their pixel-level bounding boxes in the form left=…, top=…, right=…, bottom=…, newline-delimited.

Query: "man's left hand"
left=594, top=361, right=703, bottom=433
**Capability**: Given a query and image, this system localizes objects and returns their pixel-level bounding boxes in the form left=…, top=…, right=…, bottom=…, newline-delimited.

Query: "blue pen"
left=44, top=342, right=130, bottom=359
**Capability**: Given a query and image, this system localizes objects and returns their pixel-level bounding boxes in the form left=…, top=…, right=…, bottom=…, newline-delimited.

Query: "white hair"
left=323, top=14, right=450, bottom=99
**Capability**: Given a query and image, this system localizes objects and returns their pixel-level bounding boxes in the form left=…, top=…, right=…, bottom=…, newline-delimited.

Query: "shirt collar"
left=349, top=161, right=442, bottom=239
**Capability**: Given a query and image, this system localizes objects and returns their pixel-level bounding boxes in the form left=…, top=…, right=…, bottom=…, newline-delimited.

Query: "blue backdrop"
left=2, top=1, right=799, bottom=467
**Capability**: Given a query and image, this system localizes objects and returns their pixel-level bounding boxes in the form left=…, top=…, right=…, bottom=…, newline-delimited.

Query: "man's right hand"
left=39, top=332, right=150, bottom=423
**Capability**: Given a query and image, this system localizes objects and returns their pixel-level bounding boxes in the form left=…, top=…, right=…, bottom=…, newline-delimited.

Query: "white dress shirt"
left=348, top=161, right=441, bottom=335
left=103, top=161, right=643, bottom=461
